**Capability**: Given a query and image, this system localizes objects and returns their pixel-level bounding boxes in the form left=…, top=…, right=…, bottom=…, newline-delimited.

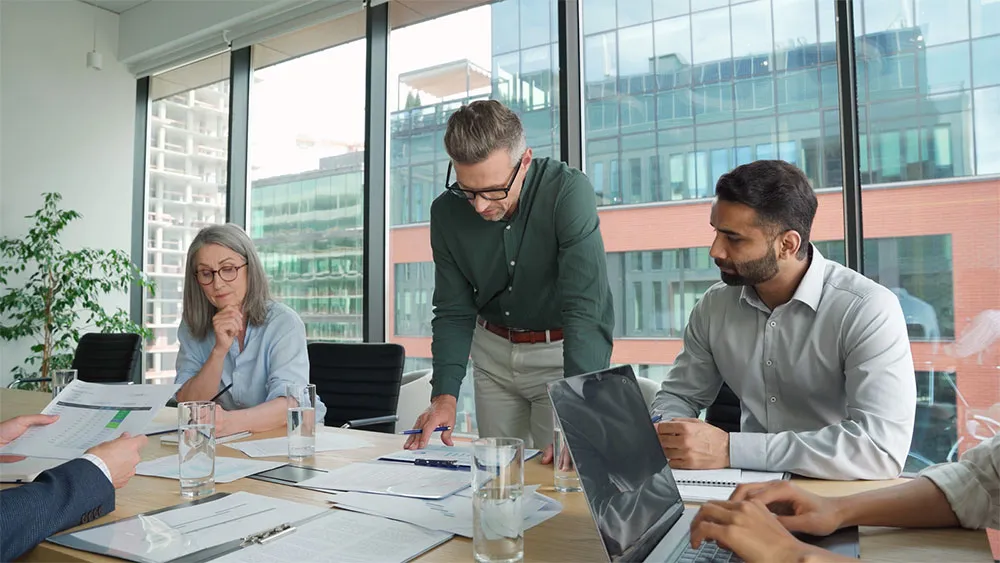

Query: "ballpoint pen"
left=210, top=383, right=233, bottom=403
left=399, top=425, right=452, bottom=435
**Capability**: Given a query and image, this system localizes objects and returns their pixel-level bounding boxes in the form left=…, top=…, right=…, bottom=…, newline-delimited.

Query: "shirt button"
left=507, top=286, right=512, bottom=291
left=505, top=225, right=511, bottom=230
left=505, top=311, right=510, bottom=316
left=766, top=360, right=773, bottom=366
left=769, top=321, right=776, bottom=327
left=510, top=260, right=516, bottom=266
left=769, top=396, right=777, bottom=403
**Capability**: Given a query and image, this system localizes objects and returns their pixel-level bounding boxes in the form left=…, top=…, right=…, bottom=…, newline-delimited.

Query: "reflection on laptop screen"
left=549, top=366, right=685, bottom=562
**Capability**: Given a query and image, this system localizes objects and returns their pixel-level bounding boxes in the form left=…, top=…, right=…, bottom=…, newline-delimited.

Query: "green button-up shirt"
left=429, top=157, right=615, bottom=398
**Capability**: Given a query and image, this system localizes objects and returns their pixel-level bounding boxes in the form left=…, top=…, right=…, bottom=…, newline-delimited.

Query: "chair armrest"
left=7, top=377, right=52, bottom=389
left=340, top=415, right=399, bottom=429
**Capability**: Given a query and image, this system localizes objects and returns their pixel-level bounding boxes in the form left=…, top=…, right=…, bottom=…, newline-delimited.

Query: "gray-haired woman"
left=174, top=223, right=326, bottom=436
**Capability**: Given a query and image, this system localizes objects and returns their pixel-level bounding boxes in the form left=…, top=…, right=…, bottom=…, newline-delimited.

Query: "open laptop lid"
left=548, top=366, right=685, bottom=562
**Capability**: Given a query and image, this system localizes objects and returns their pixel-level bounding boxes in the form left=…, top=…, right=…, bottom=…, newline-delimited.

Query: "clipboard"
left=47, top=492, right=329, bottom=563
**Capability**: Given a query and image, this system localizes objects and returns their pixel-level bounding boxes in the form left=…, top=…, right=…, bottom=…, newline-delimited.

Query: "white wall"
left=0, top=0, right=136, bottom=386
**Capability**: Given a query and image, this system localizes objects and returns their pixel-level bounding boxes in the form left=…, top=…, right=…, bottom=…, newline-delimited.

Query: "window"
left=386, top=0, right=560, bottom=434
left=143, top=54, right=231, bottom=383
left=247, top=20, right=367, bottom=345
left=856, top=0, right=1000, bottom=471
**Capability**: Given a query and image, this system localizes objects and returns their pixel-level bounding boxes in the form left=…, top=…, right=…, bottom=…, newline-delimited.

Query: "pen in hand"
left=210, top=383, right=233, bottom=403
left=399, top=425, right=452, bottom=435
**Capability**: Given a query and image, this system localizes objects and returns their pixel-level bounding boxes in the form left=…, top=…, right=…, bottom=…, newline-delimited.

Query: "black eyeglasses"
left=445, top=157, right=524, bottom=201
left=195, top=263, right=247, bottom=285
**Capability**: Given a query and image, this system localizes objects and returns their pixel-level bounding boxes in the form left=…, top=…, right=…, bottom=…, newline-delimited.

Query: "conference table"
left=1, top=388, right=992, bottom=563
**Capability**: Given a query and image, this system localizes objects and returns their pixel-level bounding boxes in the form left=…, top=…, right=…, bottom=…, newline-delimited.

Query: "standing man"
left=405, top=100, right=614, bottom=453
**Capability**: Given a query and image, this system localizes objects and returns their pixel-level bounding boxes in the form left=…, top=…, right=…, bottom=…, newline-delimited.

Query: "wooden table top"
left=1, top=388, right=991, bottom=563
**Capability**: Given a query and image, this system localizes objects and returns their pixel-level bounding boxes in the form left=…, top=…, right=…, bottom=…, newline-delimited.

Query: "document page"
left=59, top=492, right=328, bottom=563
left=0, top=380, right=179, bottom=459
left=136, top=455, right=287, bottom=483
left=670, top=469, right=787, bottom=486
left=214, top=509, right=453, bottom=563
left=380, top=444, right=541, bottom=467
left=333, top=485, right=561, bottom=538
left=225, top=432, right=373, bottom=458
left=296, top=461, right=470, bottom=499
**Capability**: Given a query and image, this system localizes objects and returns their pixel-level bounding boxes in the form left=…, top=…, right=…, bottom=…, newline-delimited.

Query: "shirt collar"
left=739, top=244, right=825, bottom=312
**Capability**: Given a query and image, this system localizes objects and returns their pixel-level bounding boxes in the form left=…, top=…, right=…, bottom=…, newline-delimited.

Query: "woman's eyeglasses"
left=195, top=263, right=247, bottom=285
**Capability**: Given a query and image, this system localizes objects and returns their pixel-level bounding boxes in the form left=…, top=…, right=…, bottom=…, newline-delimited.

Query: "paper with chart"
left=0, top=380, right=179, bottom=459
left=136, top=455, right=288, bottom=483
left=224, top=432, right=373, bottom=458
left=296, top=461, right=470, bottom=499
left=55, top=492, right=328, bottom=563
left=380, top=444, right=542, bottom=468
left=213, top=508, right=453, bottom=563
left=332, top=484, right=562, bottom=538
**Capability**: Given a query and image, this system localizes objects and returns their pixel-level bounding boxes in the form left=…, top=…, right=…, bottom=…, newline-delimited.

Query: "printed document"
left=333, top=485, right=562, bottom=538
left=0, top=380, right=178, bottom=459
left=136, top=455, right=287, bottom=483
left=296, top=461, right=470, bottom=499
left=225, top=432, right=373, bottom=458
left=380, top=444, right=542, bottom=467
left=213, top=509, right=452, bottom=563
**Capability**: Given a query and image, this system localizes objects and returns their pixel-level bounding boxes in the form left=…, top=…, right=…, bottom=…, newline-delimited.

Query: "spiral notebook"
left=671, top=468, right=789, bottom=487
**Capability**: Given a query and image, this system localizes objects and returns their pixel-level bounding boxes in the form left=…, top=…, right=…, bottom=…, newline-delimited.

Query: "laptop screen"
left=548, top=366, right=685, bottom=562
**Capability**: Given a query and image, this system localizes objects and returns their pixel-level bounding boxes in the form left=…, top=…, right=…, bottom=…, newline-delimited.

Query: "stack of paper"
left=224, top=432, right=373, bottom=458
left=136, top=455, right=288, bottom=483
left=380, top=443, right=541, bottom=467
left=161, top=431, right=252, bottom=445
left=671, top=468, right=788, bottom=503
left=331, top=484, right=562, bottom=538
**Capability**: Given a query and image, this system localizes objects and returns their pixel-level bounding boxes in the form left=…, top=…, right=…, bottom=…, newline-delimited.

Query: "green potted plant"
left=0, top=192, right=155, bottom=387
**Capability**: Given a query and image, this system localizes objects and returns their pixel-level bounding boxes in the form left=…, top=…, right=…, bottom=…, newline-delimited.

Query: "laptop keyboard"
left=677, top=540, right=744, bottom=563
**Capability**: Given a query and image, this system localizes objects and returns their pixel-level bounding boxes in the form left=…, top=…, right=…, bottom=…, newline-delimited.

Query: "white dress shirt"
left=921, top=435, right=1000, bottom=530
left=79, top=453, right=112, bottom=483
left=651, top=246, right=916, bottom=480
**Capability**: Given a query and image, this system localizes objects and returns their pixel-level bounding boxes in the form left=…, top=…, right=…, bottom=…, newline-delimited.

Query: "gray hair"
left=444, top=100, right=527, bottom=166
left=182, top=223, right=271, bottom=340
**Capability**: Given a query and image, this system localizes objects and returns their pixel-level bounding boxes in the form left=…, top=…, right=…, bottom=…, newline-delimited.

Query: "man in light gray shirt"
left=652, top=160, right=916, bottom=480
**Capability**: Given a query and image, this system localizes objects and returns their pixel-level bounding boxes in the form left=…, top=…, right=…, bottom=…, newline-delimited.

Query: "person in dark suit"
left=0, top=414, right=147, bottom=561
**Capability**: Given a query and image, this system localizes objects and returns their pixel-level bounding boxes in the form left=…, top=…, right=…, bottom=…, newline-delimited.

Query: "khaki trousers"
left=470, top=324, right=564, bottom=449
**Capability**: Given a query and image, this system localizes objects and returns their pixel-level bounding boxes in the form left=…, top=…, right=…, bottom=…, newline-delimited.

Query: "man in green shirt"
left=404, top=100, right=614, bottom=455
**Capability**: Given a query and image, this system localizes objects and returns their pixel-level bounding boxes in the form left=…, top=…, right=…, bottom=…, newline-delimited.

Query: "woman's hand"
left=212, top=305, right=243, bottom=353
left=213, top=404, right=246, bottom=437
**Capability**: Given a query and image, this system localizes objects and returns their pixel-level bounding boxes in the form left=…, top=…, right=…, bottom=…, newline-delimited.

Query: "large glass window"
left=387, top=0, right=560, bottom=434
left=143, top=55, right=231, bottom=383
left=855, top=0, right=1000, bottom=472
left=247, top=14, right=367, bottom=344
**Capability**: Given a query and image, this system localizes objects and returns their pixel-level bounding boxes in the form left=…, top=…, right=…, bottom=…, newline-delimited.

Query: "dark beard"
left=716, top=249, right=780, bottom=286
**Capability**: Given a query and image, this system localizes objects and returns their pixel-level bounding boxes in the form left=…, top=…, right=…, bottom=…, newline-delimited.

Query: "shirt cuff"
left=729, top=432, right=768, bottom=470
left=80, top=453, right=113, bottom=484
left=920, top=461, right=989, bottom=529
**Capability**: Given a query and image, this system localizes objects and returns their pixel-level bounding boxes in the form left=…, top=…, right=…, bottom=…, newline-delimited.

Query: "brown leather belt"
left=477, top=317, right=564, bottom=344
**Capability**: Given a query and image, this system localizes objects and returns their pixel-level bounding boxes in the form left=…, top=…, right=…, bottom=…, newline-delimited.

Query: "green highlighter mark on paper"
left=105, top=410, right=130, bottom=429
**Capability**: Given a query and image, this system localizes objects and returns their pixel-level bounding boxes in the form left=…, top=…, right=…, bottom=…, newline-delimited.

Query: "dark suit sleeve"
left=1, top=458, right=115, bottom=561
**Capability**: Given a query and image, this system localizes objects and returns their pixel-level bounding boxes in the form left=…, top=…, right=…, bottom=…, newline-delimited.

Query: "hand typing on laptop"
left=655, top=418, right=730, bottom=470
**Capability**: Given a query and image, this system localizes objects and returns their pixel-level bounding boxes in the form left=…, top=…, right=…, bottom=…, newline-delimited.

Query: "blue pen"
left=651, top=414, right=663, bottom=424
left=399, top=425, right=452, bottom=435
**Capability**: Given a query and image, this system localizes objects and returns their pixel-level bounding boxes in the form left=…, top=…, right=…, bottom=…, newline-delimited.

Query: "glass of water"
left=473, top=437, right=524, bottom=563
left=286, top=383, right=317, bottom=459
left=177, top=401, right=215, bottom=498
left=553, top=413, right=582, bottom=492
left=50, top=369, right=76, bottom=398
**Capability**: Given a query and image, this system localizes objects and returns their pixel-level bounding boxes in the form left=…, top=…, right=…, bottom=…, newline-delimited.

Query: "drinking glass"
left=287, top=383, right=317, bottom=459
left=553, top=413, right=582, bottom=492
left=51, top=369, right=76, bottom=398
left=472, top=437, right=525, bottom=563
left=177, top=401, right=215, bottom=498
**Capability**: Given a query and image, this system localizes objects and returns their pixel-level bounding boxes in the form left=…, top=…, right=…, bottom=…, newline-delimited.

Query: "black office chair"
left=307, top=342, right=406, bottom=433
left=8, top=332, right=141, bottom=388
left=705, top=382, right=741, bottom=433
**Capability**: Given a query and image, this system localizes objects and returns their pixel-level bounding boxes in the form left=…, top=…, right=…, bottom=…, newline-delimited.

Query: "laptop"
left=547, top=365, right=861, bottom=562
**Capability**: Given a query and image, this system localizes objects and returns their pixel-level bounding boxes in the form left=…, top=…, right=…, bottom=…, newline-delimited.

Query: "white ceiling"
left=76, top=0, right=151, bottom=14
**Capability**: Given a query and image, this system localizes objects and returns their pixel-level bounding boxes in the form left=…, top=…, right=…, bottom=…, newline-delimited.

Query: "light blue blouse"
left=174, top=301, right=327, bottom=421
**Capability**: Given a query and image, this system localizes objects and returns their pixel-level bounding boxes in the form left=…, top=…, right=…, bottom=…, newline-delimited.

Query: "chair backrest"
left=635, top=376, right=660, bottom=410
left=395, top=370, right=433, bottom=433
left=307, top=342, right=405, bottom=433
left=71, top=333, right=142, bottom=384
left=705, top=382, right=741, bottom=433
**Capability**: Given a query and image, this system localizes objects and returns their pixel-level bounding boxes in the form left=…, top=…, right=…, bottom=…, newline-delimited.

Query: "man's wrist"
left=431, top=394, right=457, bottom=408
left=80, top=453, right=113, bottom=484
left=722, top=432, right=731, bottom=467
left=829, top=496, right=852, bottom=529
